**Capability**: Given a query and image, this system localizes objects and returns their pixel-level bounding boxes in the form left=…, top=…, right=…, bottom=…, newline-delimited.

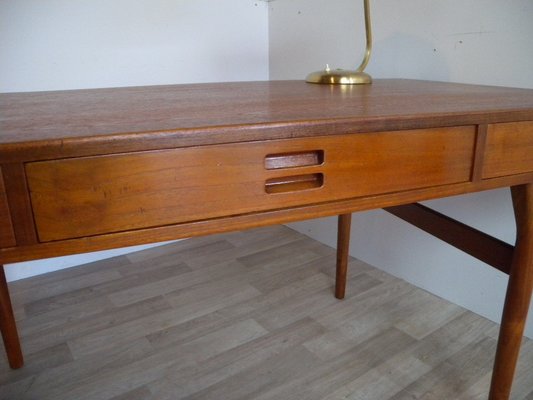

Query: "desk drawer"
left=26, top=126, right=475, bottom=242
left=483, top=122, right=533, bottom=179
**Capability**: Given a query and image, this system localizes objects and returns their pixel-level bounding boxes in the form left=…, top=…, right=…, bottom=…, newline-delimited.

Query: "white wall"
left=269, top=0, right=533, bottom=338
left=0, top=0, right=269, bottom=92
left=1, top=0, right=269, bottom=280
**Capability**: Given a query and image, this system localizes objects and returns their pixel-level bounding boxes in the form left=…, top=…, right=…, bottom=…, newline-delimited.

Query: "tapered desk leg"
left=335, top=213, right=352, bottom=299
left=489, top=183, right=533, bottom=400
left=0, top=265, right=23, bottom=369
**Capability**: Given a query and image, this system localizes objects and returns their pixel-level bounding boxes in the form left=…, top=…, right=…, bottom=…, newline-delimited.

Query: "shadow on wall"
left=371, top=33, right=450, bottom=81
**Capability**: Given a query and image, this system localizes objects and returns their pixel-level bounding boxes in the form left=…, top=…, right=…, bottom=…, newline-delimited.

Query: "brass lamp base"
left=306, top=68, right=372, bottom=85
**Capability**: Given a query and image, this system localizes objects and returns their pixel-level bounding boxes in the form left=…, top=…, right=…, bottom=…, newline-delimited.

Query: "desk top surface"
left=1, top=79, right=533, bottom=150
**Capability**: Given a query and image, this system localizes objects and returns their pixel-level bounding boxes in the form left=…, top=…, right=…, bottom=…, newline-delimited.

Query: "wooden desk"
left=1, top=79, right=533, bottom=399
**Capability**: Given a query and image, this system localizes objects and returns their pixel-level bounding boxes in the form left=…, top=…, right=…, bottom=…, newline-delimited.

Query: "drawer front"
left=483, top=121, right=533, bottom=179
left=0, top=167, right=16, bottom=248
left=26, top=126, right=475, bottom=242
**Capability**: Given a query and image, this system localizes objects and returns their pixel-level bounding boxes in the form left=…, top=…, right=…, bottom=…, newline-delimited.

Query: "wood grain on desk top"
left=1, top=80, right=533, bottom=157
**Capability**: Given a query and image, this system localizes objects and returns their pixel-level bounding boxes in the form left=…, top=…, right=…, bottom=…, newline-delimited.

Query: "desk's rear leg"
left=0, top=265, right=23, bottom=369
left=489, top=183, right=533, bottom=400
left=335, top=213, right=352, bottom=299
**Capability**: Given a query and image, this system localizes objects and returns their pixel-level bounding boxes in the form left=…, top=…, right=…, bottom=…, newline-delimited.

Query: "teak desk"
left=1, top=80, right=533, bottom=399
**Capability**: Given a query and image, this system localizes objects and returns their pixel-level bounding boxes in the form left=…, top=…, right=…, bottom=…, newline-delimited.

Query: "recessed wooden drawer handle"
left=265, top=173, right=324, bottom=194
left=265, top=150, right=324, bottom=170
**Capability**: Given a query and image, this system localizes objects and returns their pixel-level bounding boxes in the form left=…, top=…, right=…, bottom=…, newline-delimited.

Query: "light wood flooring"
left=1, top=225, right=532, bottom=400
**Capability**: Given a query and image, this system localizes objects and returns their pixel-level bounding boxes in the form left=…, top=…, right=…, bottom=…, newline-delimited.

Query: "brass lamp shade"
left=306, top=0, right=373, bottom=85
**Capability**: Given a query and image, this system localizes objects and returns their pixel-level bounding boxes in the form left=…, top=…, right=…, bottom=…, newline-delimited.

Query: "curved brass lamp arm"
left=306, top=0, right=373, bottom=85
left=356, top=0, right=372, bottom=72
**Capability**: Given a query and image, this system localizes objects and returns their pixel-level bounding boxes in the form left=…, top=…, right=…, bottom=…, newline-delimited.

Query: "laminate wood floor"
left=1, top=226, right=532, bottom=400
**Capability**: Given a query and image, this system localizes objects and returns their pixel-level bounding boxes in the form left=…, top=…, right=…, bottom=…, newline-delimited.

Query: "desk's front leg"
left=336, top=213, right=352, bottom=299
left=489, top=183, right=533, bottom=399
left=0, top=265, right=23, bottom=368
